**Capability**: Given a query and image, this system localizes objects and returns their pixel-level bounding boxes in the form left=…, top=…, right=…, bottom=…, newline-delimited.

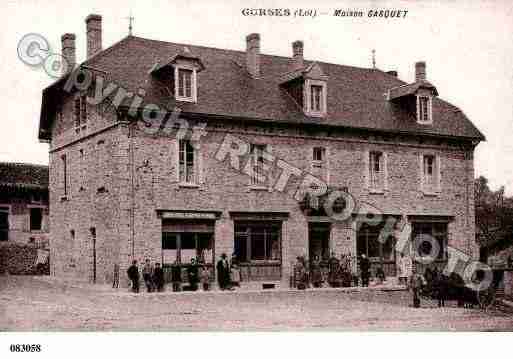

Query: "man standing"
left=217, top=253, right=229, bottom=290
left=112, top=263, right=120, bottom=289
left=410, top=267, right=422, bottom=308
left=360, top=254, right=370, bottom=287
left=153, top=262, right=165, bottom=292
left=127, top=260, right=140, bottom=293
left=142, top=259, right=154, bottom=293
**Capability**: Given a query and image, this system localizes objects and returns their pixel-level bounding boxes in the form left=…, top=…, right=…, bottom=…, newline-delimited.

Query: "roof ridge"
left=129, top=35, right=379, bottom=73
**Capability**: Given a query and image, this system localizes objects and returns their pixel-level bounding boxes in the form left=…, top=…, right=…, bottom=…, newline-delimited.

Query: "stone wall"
left=48, top=109, right=478, bottom=285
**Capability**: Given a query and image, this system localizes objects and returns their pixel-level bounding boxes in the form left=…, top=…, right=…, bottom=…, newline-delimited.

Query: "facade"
left=39, top=14, right=484, bottom=286
left=0, top=162, right=49, bottom=246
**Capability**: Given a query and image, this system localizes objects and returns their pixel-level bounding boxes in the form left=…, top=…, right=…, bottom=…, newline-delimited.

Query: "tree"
left=475, top=176, right=513, bottom=261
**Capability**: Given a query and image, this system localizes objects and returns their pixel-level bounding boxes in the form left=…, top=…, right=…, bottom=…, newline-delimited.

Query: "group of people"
left=126, top=259, right=165, bottom=293
left=294, top=252, right=359, bottom=289
left=124, top=253, right=242, bottom=293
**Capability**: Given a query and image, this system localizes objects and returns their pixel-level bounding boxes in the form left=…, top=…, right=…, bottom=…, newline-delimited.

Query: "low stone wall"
left=0, top=243, right=50, bottom=275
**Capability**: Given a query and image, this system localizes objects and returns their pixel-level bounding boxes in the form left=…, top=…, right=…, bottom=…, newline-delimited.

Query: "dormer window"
left=417, top=95, right=432, bottom=124
left=175, top=66, right=197, bottom=102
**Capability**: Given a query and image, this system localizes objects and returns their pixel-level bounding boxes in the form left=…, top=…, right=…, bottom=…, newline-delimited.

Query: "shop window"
left=234, top=222, right=281, bottom=262
left=357, top=222, right=395, bottom=262
left=412, top=222, right=448, bottom=261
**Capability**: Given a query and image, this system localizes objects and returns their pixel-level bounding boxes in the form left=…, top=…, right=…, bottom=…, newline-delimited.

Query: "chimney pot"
left=415, top=61, right=426, bottom=82
left=246, top=33, right=260, bottom=78
left=86, top=14, right=102, bottom=58
left=292, top=40, right=304, bottom=70
left=61, top=33, right=76, bottom=75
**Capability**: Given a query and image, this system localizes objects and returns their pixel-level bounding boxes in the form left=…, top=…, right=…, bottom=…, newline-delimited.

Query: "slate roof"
left=0, top=162, right=49, bottom=190
left=39, top=35, right=485, bottom=141
left=388, top=80, right=439, bottom=100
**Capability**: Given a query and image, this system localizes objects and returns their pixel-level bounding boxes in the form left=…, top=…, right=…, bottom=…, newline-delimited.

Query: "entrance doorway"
left=308, top=223, right=331, bottom=261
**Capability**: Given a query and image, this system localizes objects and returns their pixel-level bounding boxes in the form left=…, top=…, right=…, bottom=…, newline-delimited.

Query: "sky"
left=1, top=0, right=512, bottom=194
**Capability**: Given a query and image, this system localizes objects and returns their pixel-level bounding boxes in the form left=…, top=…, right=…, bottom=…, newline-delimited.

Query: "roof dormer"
left=387, top=61, right=438, bottom=125
left=280, top=41, right=328, bottom=118
left=151, top=47, right=205, bottom=103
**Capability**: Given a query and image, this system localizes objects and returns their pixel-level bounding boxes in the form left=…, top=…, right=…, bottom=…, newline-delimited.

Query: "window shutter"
left=174, top=139, right=180, bottom=182
left=383, top=152, right=388, bottom=191
left=419, top=154, right=424, bottom=192
left=325, top=146, right=330, bottom=186
left=266, top=144, right=273, bottom=191
left=436, top=155, right=442, bottom=193
left=363, top=149, right=370, bottom=189
left=197, top=143, right=204, bottom=185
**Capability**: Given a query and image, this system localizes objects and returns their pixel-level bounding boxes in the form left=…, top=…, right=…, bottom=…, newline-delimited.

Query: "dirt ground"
left=1, top=275, right=513, bottom=331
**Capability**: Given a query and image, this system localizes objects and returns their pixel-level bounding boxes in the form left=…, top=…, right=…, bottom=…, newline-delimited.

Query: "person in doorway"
left=112, top=263, right=120, bottom=289
left=127, top=260, right=140, bottom=293
left=200, top=266, right=210, bottom=291
left=360, top=254, right=370, bottom=287
left=328, top=252, right=341, bottom=287
left=153, top=262, right=165, bottom=292
left=142, top=259, right=154, bottom=293
left=171, top=260, right=182, bottom=292
left=310, top=255, right=323, bottom=288
left=217, top=253, right=230, bottom=290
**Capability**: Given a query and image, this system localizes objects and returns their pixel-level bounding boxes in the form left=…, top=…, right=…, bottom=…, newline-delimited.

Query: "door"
left=0, top=207, right=9, bottom=242
left=308, top=223, right=331, bottom=261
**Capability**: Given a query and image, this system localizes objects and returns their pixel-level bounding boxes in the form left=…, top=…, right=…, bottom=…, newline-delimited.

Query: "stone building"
left=39, top=14, right=484, bottom=286
left=0, top=162, right=49, bottom=246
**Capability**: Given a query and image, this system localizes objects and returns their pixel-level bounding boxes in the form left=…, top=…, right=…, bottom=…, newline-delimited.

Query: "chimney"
left=292, top=40, right=304, bottom=70
left=415, top=61, right=426, bottom=82
left=61, top=33, right=76, bottom=74
left=246, top=33, right=260, bottom=78
left=386, top=70, right=397, bottom=77
left=86, top=14, right=102, bottom=58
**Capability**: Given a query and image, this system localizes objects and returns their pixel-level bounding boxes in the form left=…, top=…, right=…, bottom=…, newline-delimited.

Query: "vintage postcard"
left=0, top=0, right=512, bottom=355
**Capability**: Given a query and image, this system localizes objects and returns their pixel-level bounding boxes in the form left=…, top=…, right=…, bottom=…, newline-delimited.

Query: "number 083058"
left=9, top=344, right=41, bottom=352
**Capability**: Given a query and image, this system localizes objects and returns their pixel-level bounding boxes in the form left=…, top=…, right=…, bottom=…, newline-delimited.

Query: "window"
left=179, top=139, right=195, bottom=183
left=417, top=96, right=432, bottom=124
left=30, top=208, right=42, bottom=231
left=369, top=151, right=384, bottom=190
left=161, top=232, right=213, bottom=263
left=0, top=207, right=9, bottom=241
left=175, top=67, right=197, bottom=102
left=62, top=154, right=68, bottom=197
left=412, top=222, right=448, bottom=261
left=310, top=85, right=323, bottom=112
left=305, top=80, right=327, bottom=116
left=74, top=95, right=87, bottom=133
left=357, top=222, right=395, bottom=262
left=234, top=222, right=281, bottom=262
left=250, top=144, right=266, bottom=186
left=422, top=154, right=439, bottom=193
left=70, top=230, right=75, bottom=241
left=312, top=147, right=325, bottom=168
